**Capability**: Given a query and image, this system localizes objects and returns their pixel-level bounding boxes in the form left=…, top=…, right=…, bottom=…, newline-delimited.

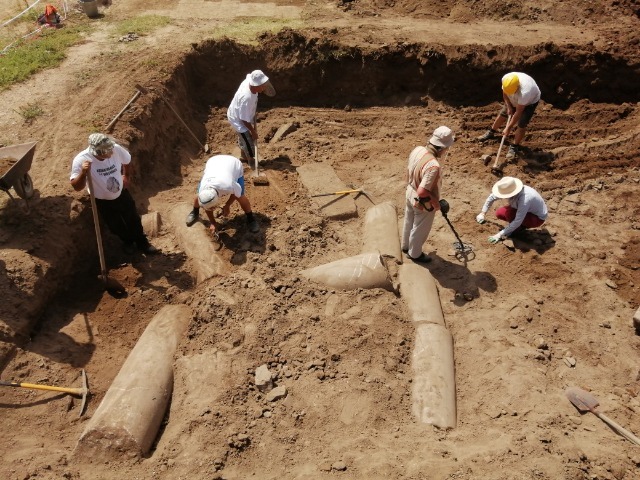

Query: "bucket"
left=80, top=0, right=99, bottom=18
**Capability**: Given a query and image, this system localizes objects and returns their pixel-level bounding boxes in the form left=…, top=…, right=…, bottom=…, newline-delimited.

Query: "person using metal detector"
left=476, top=176, right=548, bottom=245
left=401, top=126, right=455, bottom=263
left=477, top=72, right=541, bottom=164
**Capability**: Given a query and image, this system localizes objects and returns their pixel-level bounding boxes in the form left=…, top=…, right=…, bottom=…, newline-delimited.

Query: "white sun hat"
left=198, top=187, right=221, bottom=210
left=249, top=70, right=269, bottom=87
left=429, top=126, right=455, bottom=148
left=492, top=176, right=524, bottom=198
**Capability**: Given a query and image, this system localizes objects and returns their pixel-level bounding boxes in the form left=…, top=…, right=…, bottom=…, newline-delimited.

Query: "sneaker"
left=506, top=145, right=518, bottom=160
left=407, top=252, right=432, bottom=263
left=248, top=218, right=260, bottom=233
left=186, top=211, right=199, bottom=227
left=477, top=129, right=496, bottom=141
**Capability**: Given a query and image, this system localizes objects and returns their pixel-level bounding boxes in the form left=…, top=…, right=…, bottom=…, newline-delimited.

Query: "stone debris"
left=266, top=385, right=287, bottom=402
left=254, top=364, right=273, bottom=392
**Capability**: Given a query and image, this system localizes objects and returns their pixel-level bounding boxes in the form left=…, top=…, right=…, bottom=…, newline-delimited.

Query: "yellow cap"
left=502, top=73, right=519, bottom=95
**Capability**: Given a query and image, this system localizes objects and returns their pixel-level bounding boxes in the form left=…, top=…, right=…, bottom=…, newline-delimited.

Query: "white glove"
left=476, top=213, right=485, bottom=224
left=488, top=233, right=503, bottom=244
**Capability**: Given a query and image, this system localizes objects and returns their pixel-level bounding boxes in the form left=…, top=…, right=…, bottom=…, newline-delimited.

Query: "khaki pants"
left=402, top=197, right=436, bottom=259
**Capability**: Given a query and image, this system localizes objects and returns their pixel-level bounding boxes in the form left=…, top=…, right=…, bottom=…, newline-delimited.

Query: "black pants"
left=95, top=189, right=148, bottom=247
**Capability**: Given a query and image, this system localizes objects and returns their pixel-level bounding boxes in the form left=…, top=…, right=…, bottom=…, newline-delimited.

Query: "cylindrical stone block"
left=75, top=304, right=192, bottom=460
left=362, top=201, right=402, bottom=262
left=412, top=323, right=456, bottom=429
left=301, top=253, right=393, bottom=291
left=398, top=263, right=445, bottom=326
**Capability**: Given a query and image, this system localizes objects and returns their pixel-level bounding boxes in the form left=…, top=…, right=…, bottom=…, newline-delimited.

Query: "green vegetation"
left=16, top=103, right=44, bottom=123
left=210, top=17, right=304, bottom=44
left=113, top=15, right=171, bottom=37
left=0, top=26, right=87, bottom=90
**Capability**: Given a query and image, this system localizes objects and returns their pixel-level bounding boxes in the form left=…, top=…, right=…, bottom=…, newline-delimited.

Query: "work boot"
left=185, top=210, right=199, bottom=227
left=477, top=129, right=496, bottom=141
left=506, top=144, right=519, bottom=160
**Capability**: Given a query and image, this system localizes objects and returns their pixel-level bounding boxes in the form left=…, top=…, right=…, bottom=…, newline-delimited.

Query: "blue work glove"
left=488, top=233, right=504, bottom=244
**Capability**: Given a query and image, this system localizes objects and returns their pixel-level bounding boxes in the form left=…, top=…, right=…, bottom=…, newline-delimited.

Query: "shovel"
left=0, top=369, right=90, bottom=417
left=135, top=84, right=209, bottom=153
left=86, top=173, right=126, bottom=295
left=566, top=387, right=640, bottom=446
left=490, top=115, right=511, bottom=176
left=252, top=130, right=269, bottom=185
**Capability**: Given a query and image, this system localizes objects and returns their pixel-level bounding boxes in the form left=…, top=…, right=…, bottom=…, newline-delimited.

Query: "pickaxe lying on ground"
left=0, top=369, right=89, bottom=417
left=311, top=186, right=375, bottom=204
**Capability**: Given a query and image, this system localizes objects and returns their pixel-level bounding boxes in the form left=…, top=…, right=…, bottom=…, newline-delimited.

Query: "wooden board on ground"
left=296, top=163, right=357, bottom=220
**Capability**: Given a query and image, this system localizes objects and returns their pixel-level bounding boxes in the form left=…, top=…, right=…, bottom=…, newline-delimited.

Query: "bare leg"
left=513, top=127, right=526, bottom=146
left=491, top=114, right=507, bottom=131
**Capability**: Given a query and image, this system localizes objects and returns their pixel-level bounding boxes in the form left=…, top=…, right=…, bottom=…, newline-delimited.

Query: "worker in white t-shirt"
left=477, top=72, right=541, bottom=161
left=227, top=70, right=275, bottom=164
left=70, top=133, right=158, bottom=255
left=185, top=155, right=260, bottom=237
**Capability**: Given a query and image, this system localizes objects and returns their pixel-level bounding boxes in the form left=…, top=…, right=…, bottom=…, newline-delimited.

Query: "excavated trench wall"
left=129, top=30, right=639, bottom=184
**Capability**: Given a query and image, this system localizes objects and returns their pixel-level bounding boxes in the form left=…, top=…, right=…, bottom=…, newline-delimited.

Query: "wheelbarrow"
left=0, top=141, right=37, bottom=202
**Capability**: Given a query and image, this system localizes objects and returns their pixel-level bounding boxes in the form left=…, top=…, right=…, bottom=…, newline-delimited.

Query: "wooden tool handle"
left=0, top=380, right=83, bottom=396
left=596, top=412, right=640, bottom=446
left=311, top=189, right=361, bottom=198
left=491, top=115, right=512, bottom=169
left=85, top=174, right=108, bottom=281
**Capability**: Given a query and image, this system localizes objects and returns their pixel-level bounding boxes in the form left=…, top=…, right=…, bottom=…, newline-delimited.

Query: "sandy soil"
left=0, top=0, right=639, bottom=479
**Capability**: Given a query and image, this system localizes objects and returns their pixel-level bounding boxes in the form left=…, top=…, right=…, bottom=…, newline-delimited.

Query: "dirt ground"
left=0, top=0, right=639, bottom=479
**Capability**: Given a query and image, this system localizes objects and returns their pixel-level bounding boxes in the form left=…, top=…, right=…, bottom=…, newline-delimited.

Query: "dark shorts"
left=237, top=131, right=255, bottom=160
left=500, top=101, right=539, bottom=128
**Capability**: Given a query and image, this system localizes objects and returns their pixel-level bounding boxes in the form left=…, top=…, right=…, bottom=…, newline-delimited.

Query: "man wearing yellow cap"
left=477, top=72, right=541, bottom=161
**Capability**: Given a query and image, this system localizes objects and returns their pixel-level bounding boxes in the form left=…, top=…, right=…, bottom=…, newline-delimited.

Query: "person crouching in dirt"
left=226, top=70, right=276, bottom=164
left=401, top=126, right=455, bottom=263
left=476, top=176, right=548, bottom=245
left=70, top=133, right=159, bottom=255
left=185, top=154, right=260, bottom=238
left=477, top=72, right=541, bottom=162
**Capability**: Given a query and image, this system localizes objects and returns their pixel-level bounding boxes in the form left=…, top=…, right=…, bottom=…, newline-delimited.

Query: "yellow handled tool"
left=0, top=369, right=89, bottom=417
left=311, top=188, right=362, bottom=198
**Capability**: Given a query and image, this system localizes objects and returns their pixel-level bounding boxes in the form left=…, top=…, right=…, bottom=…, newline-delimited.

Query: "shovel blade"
left=566, top=386, right=600, bottom=413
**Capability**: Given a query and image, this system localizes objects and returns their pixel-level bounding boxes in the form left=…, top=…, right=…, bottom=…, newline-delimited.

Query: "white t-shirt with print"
left=70, top=144, right=130, bottom=200
left=199, top=155, right=243, bottom=198
left=504, top=72, right=541, bottom=106
left=227, top=75, right=258, bottom=133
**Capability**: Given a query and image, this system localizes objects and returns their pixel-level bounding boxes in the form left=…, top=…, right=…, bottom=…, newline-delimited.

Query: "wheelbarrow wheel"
left=13, top=173, right=34, bottom=199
